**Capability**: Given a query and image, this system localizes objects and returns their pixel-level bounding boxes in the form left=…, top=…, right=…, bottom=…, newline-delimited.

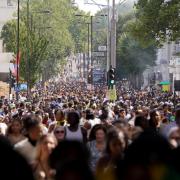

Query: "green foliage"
left=131, top=0, right=180, bottom=46
left=93, top=2, right=157, bottom=82
left=116, top=13, right=157, bottom=82
left=1, top=0, right=89, bottom=87
left=117, top=33, right=156, bottom=78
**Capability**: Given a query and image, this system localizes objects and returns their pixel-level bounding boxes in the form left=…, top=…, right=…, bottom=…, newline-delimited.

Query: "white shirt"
left=65, top=126, right=83, bottom=142
left=14, top=138, right=37, bottom=164
left=89, top=118, right=101, bottom=127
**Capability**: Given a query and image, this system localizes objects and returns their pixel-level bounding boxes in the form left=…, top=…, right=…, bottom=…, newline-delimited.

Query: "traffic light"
left=108, top=67, right=115, bottom=89
left=87, top=69, right=93, bottom=84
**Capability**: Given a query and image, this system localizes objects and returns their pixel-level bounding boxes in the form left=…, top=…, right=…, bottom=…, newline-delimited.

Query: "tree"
left=117, top=33, right=156, bottom=88
left=1, top=18, right=49, bottom=88
left=90, top=2, right=157, bottom=89
left=130, top=0, right=180, bottom=46
left=1, top=0, right=89, bottom=87
left=116, top=12, right=157, bottom=88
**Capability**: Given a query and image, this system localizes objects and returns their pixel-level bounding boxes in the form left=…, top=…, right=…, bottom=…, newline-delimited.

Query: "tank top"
left=65, top=125, right=83, bottom=142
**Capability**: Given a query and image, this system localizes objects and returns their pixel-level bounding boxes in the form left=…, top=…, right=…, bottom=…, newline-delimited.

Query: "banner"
left=13, top=51, right=21, bottom=80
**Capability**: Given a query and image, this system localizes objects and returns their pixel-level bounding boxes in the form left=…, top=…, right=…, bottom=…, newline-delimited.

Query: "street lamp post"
left=16, top=0, right=20, bottom=101
left=75, top=15, right=92, bottom=81
left=87, top=22, right=90, bottom=78
left=84, top=0, right=110, bottom=72
left=26, top=0, right=30, bottom=99
left=111, top=0, right=116, bottom=69
left=76, top=14, right=102, bottom=84
left=91, top=16, right=93, bottom=68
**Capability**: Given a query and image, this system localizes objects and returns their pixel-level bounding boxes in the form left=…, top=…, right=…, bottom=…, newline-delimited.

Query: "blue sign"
left=92, top=69, right=106, bottom=86
left=15, top=83, right=27, bottom=92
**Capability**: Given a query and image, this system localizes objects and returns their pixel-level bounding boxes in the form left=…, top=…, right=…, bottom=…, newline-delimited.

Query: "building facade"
left=143, top=41, right=180, bottom=90
left=0, top=0, right=16, bottom=82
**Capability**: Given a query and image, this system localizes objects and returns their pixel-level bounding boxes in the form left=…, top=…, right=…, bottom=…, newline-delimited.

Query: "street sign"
left=92, top=52, right=105, bottom=57
left=92, top=69, right=106, bottom=85
left=98, top=46, right=107, bottom=52
left=107, top=88, right=117, bottom=101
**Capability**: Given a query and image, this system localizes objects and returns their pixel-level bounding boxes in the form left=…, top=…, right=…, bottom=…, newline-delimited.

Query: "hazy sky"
left=75, top=0, right=125, bottom=15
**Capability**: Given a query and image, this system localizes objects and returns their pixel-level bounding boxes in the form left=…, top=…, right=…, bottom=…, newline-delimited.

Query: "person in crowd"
left=53, top=125, right=65, bottom=142
left=48, top=109, right=66, bottom=133
left=35, top=114, right=48, bottom=134
left=55, top=109, right=66, bottom=126
left=86, top=109, right=101, bottom=127
left=96, top=127, right=126, bottom=180
left=175, top=108, right=180, bottom=127
left=162, top=124, right=180, bottom=149
left=7, top=118, right=25, bottom=145
left=87, top=125, right=107, bottom=171
left=54, top=161, right=95, bottom=180
left=149, top=110, right=162, bottom=132
left=65, top=111, right=87, bottom=143
left=117, top=130, right=180, bottom=180
left=0, top=135, right=35, bottom=180
left=15, top=116, right=43, bottom=165
left=134, top=115, right=149, bottom=130
left=49, top=140, right=93, bottom=180
left=33, top=134, right=57, bottom=180
left=118, top=108, right=128, bottom=122
left=163, top=103, right=172, bottom=121
left=42, top=113, right=50, bottom=127
left=0, top=115, right=8, bottom=135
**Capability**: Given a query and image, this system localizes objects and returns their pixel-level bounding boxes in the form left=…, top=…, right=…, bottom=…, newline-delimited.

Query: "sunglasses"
left=55, top=130, right=64, bottom=134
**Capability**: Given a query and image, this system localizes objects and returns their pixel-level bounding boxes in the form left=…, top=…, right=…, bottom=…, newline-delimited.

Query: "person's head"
left=54, top=161, right=94, bottom=180
left=55, top=109, right=65, bottom=121
left=49, top=140, right=90, bottom=171
left=163, top=104, right=169, bottom=112
left=119, top=131, right=172, bottom=180
left=23, top=116, right=43, bottom=141
left=49, top=112, right=55, bottom=121
left=106, top=127, right=126, bottom=157
left=149, top=110, right=161, bottom=128
left=167, top=126, right=180, bottom=149
left=19, top=102, right=25, bottom=109
left=86, top=109, right=95, bottom=120
left=91, top=124, right=107, bottom=143
left=36, top=133, right=57, bottom=161
left=44, top=113, right=49, bottom=120
left=134, top=116, right=148, bottom=130
left=35, top=114, right=43, bottom=123
left=54, top=126, right=65, bottom=142
left=67, top=111, right=80, bottom=127
left=7, top=119, right=23, bottom=135
left=119, top=109, right=126, bottom=119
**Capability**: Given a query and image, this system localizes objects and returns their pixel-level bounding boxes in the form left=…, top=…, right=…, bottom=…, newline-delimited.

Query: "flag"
left=12, top=51, right=21, bottom=81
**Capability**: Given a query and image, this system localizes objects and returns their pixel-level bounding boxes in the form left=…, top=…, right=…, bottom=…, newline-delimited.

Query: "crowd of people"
left=0, top=79, right=180, bottom=180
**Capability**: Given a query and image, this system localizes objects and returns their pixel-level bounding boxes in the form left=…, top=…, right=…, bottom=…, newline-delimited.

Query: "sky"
left=75, top=0, right=124, bottom=15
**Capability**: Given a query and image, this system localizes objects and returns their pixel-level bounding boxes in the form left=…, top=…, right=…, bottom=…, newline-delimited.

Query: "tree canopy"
left=1, top=0, right=89, bottom=87
left=116, top=13, right=156, bottom=88
left=93, top=1, right=157, bottom=87
left=130, top=0, right=180, bottom=46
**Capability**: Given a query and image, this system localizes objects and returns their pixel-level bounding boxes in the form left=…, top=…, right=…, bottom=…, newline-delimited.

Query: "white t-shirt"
left=14, top=138, right=37, bottom=164
left=65, top=126, right=83, bottom=142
